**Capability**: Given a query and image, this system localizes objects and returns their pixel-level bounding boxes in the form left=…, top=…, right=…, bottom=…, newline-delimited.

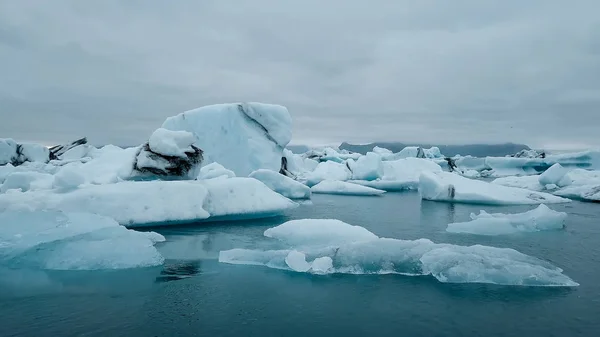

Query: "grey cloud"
left=1, top=0, right=599, bottom=150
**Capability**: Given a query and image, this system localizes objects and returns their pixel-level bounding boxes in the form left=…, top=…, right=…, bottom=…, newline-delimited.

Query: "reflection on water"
left=156, top=260, right=202, bottom=283
left=420, top=199, right=457, bottom=226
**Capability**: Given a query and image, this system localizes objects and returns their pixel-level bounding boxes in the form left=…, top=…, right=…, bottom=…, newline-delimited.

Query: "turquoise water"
left=1, top=192, right=599, bottom=336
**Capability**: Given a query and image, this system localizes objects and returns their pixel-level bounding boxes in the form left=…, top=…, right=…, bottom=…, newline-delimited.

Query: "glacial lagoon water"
left=1, top=192, right=599, bottom=337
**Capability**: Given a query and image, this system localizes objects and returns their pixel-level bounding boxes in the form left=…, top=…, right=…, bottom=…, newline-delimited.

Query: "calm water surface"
left=1, top=192, right=599, bottom=337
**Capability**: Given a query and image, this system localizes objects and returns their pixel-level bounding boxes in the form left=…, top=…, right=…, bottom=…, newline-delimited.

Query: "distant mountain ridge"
left=339, top=142, right=531, bottom=157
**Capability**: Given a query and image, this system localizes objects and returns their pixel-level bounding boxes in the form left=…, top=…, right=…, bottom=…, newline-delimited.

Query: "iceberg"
left=133, top=128, right=203, bottom=179
left=0, top=211, right=164, bottom=270
left=347, top=158, right=442, bottom=191
left=194, top=177, right=298, bottom=221
left=161, top=102, right=292, bottom=176
left=249, top=169, right=311, bottom=199
left=0, top=177, right=296, bottom=226
left=305, top=161, right=351, bottom=186
left=219, top=219, right=578, bottom=286
left=554, top=185, right=600, bottom=202
left=446, top=204, right=567, bottom=235
left=538, top=163, right=572, bottom=187
left=419, top=171, right=570, bottom=205
left=347, top=152, right=383, bottom=181
left=492, top=175, right=544, bottom=192
left=0, top=139, right=50, bottom=166
left=197, top=162, right=236, bottom=180
left=311, top=180, right=386, bottom=196
left=0, top=139, right=18, bottom=165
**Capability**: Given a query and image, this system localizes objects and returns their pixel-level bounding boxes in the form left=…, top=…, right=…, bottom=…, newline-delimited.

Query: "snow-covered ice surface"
left=419, top=171, right=570, bottom=205
left=197, top=162, right=236, bottom=180
left=554, top=185, right=600, bottom=202
left=249, top=169, right=311, bottom=199
left=0, top=180, right=211, bottom=226
left=148, top=128, right=196, bottom=158
left=447, top=204, right=567, bottom=235
left=0, top=172, right=54, bottom=193
left=197, top=177, right=298, bottom=221
left=311, top=180, right=386, bottom=196
left=161, top=102, right=292, bottom=176
left=0, top=177, right=296, bottom=226
left=219, top=219, right=578, bottom=287
left=0, top=211, right=164, bottom=270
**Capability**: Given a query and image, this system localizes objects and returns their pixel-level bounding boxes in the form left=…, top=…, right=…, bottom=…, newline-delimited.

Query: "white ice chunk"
left=419, top=171, right=570, bottom=205
left=310, top=256, right=334, bottom=274
left=285, top=250, right=311, bottom=272
left=199, top=177, right=298, bottom=220
left=0, top=163, right=15, bottom=183
left=311, top=180, right=386, bottom=196
left=162, top=102, right=292, bottom=176
left=306, top=161, right=351, bottom=186
left=264, top=219, right=379, bottom=246
left=52, top=166, right=85, bottom=190
left=348, top=152, right=384, bottom=181
left=554, top=185, right=600, bottom=202
left=0, top=172, right=54, bottom=193
left=148, top=128, right=196, bottom=157
left=249, top=169, right=311, bottom=199
left=447, top=204, right=567, bottom=235
left=378, top=158, right=443, bottom=190
left=198, top=162, right=236, bottom=180
left=539, top=163, right=572, bottom=187
left=347, top=179, right=417, bottom=192
left=220, top=219, right=577, bottom=286
left=59, top=144, right=94, bottom=161
left=492, top=175, right=544, bottom=192
left=0, top=139, right=18, bottom=165
left=0, top=180, right=211, bottom=226
left=73, top=145, right=138, bottom=185
left=372, top=146, right=393, bottom=155
left=18, top=144, right=50, bottom=163
left=0, top=211, right=164, bottom=270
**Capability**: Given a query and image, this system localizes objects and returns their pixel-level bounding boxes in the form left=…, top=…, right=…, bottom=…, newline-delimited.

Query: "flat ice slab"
left=249, top=169, right=311, bottom=199
left=311, top=180, right=386, bottom=196
left=0, top=178, right=297, bottom=227
left=0, top=211, right=164, bottom=270
left=447, top=204, right=567, bottom=235
left=219, top=219, right=578, bottom=287
left=419, top=172, right=570, bottom=205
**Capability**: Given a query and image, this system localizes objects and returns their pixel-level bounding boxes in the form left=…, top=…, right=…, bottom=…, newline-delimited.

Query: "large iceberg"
left=0, top=211, right=164, bottom=270
left=347, top=152, right=384, bottom=181
left=447, top=204, right=567, bottom=235
left=419, top=171, right=570, bottom=205
left=311, top=180, right=386, bottom=196
left=161, top=102, right=292, bottom=176
left=219, top=219, right=577, bottom=286
left=0, top=178, right=297, bottom=226
left=249, top=169, right=311, bottom=199
left=0, top=139, right=50, bottom=166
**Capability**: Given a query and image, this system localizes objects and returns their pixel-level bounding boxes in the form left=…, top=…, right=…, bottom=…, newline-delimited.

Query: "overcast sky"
left=1, top=1, right=599, bottom=149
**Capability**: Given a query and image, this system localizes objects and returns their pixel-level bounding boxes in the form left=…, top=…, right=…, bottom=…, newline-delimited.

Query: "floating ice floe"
left=348, top=158, right=443, bottom=191
left=538, top=163, right=572, bottom=187
left=161, top=102, right=292, bottom=176
left=219, top=219, right=578, bottom=286
left=446, top=204, right=567, bottom=235
left=419, top=171, right=570, bottom=205
left=311, top=180, right=386, bottom=196
left=554, top=185, right=600, bottom=202
left=249, top=169, right=311, bottom=199
left=0, top=178, right=296, bottom=227
left=0, top=211, right=164, bottom=270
